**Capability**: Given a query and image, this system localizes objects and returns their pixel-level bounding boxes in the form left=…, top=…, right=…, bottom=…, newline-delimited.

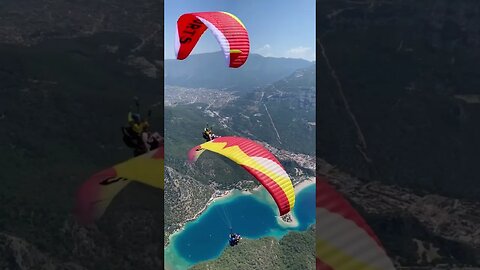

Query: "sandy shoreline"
left=295, top=177, right=316, bottom=193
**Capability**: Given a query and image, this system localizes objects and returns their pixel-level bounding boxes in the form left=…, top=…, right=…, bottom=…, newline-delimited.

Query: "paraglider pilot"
left=127, top=112, right=151, bottom=154
left=229, top=233, right=241, bottom=246
left=123, top=111, right=163, bottom=156
left=202, top=126, right=219, bottom=142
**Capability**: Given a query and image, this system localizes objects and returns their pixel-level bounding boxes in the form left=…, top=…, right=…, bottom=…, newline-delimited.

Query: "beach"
left=295, top=177, right=316, bottom=193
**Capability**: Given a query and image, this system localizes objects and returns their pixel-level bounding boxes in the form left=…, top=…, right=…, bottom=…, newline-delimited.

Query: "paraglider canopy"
left=74, top=146, right=164, bottom=225
left=175, top=12, right=250, bottom=68
left=188, top=136, right=295, bottom=215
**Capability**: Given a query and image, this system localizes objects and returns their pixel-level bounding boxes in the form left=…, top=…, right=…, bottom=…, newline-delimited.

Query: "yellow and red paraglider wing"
left=316, top=176, right=396, bottom=270
left=187, top=145, right=206, bottom=163
left=175, top=12, right=250, bottom=68
left=74, top=146, right=164, bottom=225
left=74, top=167, right=130, bottom=225
left=188, top=137, right=294, bottom=215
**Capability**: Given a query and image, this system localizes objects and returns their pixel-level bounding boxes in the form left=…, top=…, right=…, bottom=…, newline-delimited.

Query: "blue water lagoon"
left=165, top=182, right=315, bottom=270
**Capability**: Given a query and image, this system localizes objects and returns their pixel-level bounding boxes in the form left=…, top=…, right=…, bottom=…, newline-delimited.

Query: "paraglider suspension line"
left=216, top=204, right=232, bottom=229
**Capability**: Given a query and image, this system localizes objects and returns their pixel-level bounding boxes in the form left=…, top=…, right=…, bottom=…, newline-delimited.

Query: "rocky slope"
left=0, top=0, right=163, bottom=51
left=317, top=2, right=480, bottom=266
left=317, top=0, right=480, bottom=199
left=0, top=1, right=164, bottom=268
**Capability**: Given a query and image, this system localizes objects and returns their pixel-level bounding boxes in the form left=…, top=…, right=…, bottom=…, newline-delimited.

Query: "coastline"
left=167, top=177, right=316, bottom=246
left=192, top=177, right=315, bottom=227
left=277, top=177, right=316, bottom=228
left=188, top=189, right=235, bottom=222
left=295, top=177, right=316, bottom=193
left=165, top=177, right=316, bottom=269
left=166, top=188, right=237, bottom=247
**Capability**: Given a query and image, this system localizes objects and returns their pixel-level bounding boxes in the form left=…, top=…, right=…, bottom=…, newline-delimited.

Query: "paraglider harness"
left=228, top=231, right=241, bottom=247
left=202, top=125, right=220, bottom=142
left=202, top=129, right=211, bottom=141
left=122, top=126, right=159, bottom=156
left=122, top=99, right=162, bottom=156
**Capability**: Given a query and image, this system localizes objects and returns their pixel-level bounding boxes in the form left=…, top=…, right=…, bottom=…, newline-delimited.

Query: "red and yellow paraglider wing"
left=316, top=177, right=396, bottom=270
left=74, top=167, right=131, bottom=225
left=115, top=146, right=164, bottom=189
left=187, top=145, right=206, bottom=163
left=189, top=137, right=294, bottom=215
left=74, top=146, right=164, bottom=225
left=175, top=12, right=250, bottom=68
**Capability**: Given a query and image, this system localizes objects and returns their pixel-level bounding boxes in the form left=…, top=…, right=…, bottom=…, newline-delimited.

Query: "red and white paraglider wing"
left=175, top=12, right=250, bottom=68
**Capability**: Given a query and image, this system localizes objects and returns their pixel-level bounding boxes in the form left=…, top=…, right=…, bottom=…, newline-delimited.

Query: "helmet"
left=131, top=113, right=141, bottom=123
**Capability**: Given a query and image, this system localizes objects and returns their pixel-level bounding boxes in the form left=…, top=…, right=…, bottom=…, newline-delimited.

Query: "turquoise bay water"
left=165, top=183, right=315, bottom=270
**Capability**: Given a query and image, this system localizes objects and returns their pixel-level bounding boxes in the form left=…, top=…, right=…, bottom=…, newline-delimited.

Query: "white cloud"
left=286, top=46, right=315, bottom=61
left=255, top=44, right=273, bottom=57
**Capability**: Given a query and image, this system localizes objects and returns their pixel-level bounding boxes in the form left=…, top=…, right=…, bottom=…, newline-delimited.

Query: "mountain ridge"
left=165, top=51, right=314, bottom=90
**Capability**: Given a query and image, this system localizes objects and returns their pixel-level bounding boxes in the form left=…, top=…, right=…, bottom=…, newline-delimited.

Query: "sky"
left=165, top=0, right=316, bottom=61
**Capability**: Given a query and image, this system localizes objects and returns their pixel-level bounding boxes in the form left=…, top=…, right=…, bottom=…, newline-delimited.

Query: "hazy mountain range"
left=165, top=51, right=314, bottom=90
